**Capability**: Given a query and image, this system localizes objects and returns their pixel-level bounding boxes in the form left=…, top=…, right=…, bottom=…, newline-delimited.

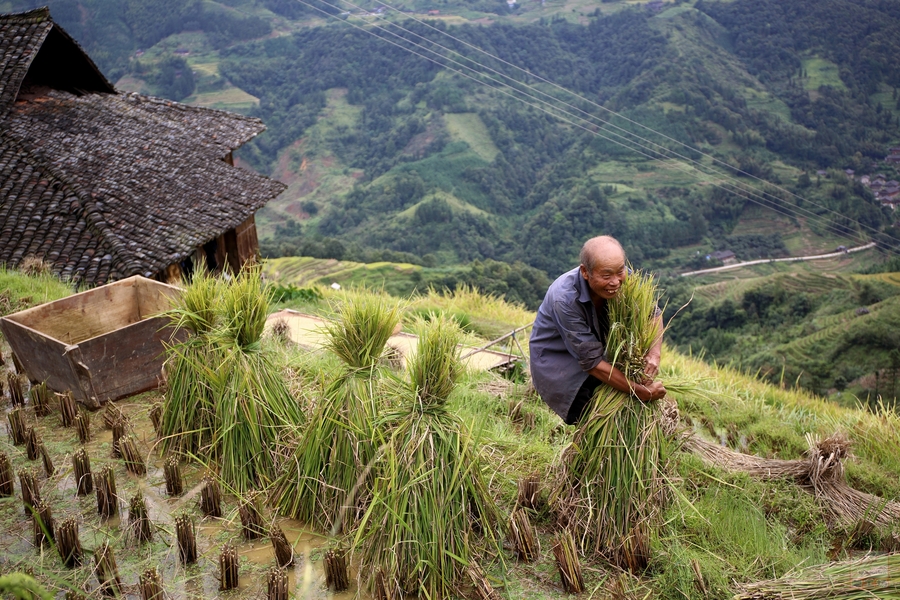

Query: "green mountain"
left=666, top=269, right=900, bottom=404
left=12, top=0, right=900, bottom=276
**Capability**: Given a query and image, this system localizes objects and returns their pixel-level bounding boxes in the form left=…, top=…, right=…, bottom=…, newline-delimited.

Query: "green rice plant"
left=160, top=265, right=304, bottom=493
left=552, top=270, right=667, bottom=572
left=323, top=293, right=402, bottom=372
left=220, top=265, right=269, bottom=350
left=271, top=294, right=401, bottom=531
left=606, top=269, right=663, bottom=382
left=353, top=316, right=503, bottom=600
left=167, top=267, right=221, bottom=335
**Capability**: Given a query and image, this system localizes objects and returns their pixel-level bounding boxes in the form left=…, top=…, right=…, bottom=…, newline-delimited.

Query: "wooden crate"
left=0, top=276, right=182, bottom=408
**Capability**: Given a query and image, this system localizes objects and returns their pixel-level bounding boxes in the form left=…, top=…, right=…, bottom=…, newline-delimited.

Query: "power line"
left=284, top=0, right=900, bottom=255
left=360, top=1, right=900, bottom=252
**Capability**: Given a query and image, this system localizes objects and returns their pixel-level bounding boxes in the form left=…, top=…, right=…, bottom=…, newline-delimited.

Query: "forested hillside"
left=13, top=0, right=900, bottom=279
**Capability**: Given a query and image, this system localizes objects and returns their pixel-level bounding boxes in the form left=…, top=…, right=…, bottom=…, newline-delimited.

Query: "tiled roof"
left=0, top=9, right=285, bottom=286
left=0, top=8, right=52, bottom=114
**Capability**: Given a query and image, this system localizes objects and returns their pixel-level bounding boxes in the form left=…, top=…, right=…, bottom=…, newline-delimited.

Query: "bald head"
left=579, top=236, right=627, bottom=300
left=580, top=236, right=625, bottom=273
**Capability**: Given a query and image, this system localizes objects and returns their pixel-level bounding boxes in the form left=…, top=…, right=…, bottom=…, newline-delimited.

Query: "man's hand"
left=644, top=351, right=660, bottom=381
left=632, top=380, right=666, bottom=403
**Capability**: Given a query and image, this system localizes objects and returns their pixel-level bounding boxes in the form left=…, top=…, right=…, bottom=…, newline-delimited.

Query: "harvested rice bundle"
left=551, top=270, right=667, bottom=572
left=159, top=268, right=222, bottom=456
left=271, top=294, right=401, bottom=532
left=161, top=266, right=303, bottom=493
left=354, top=316, right=502, bottom=600
left=735, top=553, right=900, bottom=599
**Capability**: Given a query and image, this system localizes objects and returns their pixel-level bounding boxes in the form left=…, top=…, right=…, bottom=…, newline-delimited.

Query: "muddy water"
left=0, top=366, right=366, bottom=599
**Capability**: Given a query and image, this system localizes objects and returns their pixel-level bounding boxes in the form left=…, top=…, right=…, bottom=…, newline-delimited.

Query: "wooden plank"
left=64, top=344, right=101, bottom=408
left=74, top=317, right=183, bottom=405
left=235, top=215, right=259, bottom=266
left=4, top=275, right=141, bottom=344
left=133, top=278, right=182, bottom=319
left=0, top=318, right=82, bottom=398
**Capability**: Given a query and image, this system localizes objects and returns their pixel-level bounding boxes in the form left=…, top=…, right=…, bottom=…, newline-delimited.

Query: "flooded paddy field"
left=0, top=371, right=359, bottom=599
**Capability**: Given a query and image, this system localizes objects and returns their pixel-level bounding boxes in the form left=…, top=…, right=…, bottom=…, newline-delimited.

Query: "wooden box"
left=0, top=275, right=182, bottom=408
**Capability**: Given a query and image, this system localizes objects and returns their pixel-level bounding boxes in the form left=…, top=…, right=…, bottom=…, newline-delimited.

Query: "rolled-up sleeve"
left=551, top=299, right=606, bottom=372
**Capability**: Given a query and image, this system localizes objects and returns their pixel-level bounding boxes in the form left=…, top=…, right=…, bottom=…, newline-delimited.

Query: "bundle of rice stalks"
left=0, top=452, right=13, bottom=496
left=74, top=411, right=90, bottom=444
left=111, top=415, right=127, bottom=458
left=56, top=517, right=82, bottom=567
left=96, top=465, right=117, bottom=518
left=509, top=508, right=540, bottom=562
left=324, top=548, right=349, bottom=592
left=239, top=491, right=266, bottom=540
left=551, top=270, right=666, bottom=572
left=686, top=432, right=900, bottom=529
left=94, top=540, right=122, bottom=597
left=271, top=294, right=401, bottom=531
left=18, top=468, right=40, bottom=515
left=119, top=435, right=146, bottom=475
left=149, top=403, right=162, bottom=435
left=73, top=448, right=93, bottom=496
left=552, top=530, right=585, bottom=594
left=354, top=316, right=503, bottom=600
left=8, top=372, right=25, bottom=407
left=59, top=392, right=77, bottom=427
left=219, top=542, right=240, bottom=591
left=267, top=567, right=288, bottom=600
left=129, top=491, right=153, bottom=544
left=40, top=444, right=53, bottom=477
left=175, top=513, right=197, bottom=564
left=735, top=553, right=900, bottom=599
left=164, top=456, right=183, bottom=496
left=161, top=266, right=303, bottom=493
left=467, top=562, right=501, bottom=600
left=29, top=382, right=52, bottom=417
left=140, top=568, right=163, bottom=600
left=25, top=427, right=40, bottom=460
left=199, top=473, right=222, bottom=517
left=270, top=524, right=294, bottom=567
left=102, top=403, right=123, bottom=430
left=8, top=408, right=27, bottom=445
left=33, top=500, right=54, bottom=547
left=517, top=473, right=541, bottom=510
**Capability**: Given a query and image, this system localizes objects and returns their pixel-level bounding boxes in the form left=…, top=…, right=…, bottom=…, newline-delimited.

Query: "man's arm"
left=588, top=360, right=666, bottom=402
left=643, top=313, right=663, bottom=381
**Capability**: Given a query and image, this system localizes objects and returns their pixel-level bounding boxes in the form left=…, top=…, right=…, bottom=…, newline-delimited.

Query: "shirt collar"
left=574, top=267, right=593, bottom=304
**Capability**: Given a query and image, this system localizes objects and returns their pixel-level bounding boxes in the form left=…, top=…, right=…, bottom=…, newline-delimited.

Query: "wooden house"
left=0, top=8, right=285, bottom=287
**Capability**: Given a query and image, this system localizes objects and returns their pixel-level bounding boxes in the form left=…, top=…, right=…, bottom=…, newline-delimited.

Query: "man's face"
left=580, top=252, right=627, bottom=300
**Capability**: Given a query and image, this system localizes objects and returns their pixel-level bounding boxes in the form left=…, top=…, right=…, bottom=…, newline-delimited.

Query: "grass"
left=5, top=267, right=900, bottom=598
left=443, top=112, right=500, bottom=162
left=0, top=265, right=71, bottom=316
left=801, top=57, right=848, bottom=93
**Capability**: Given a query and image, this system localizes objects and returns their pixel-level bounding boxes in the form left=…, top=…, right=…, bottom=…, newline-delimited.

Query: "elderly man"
left=529, top=236, right=666, bottom=424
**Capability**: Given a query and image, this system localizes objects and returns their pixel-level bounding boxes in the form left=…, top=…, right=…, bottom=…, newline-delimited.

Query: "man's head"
left=579, top=236, right=626, bottom=300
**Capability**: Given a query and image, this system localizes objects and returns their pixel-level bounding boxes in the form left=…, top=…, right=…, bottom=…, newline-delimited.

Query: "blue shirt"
left=529, top=267, right=609, bottom=420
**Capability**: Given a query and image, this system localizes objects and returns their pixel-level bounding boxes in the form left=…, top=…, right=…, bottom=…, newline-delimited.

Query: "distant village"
left=831, top=146, right=900, bottom=211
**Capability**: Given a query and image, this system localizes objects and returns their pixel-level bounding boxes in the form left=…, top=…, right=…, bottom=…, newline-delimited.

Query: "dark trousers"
left=565, top=375, right=602, bottom=425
